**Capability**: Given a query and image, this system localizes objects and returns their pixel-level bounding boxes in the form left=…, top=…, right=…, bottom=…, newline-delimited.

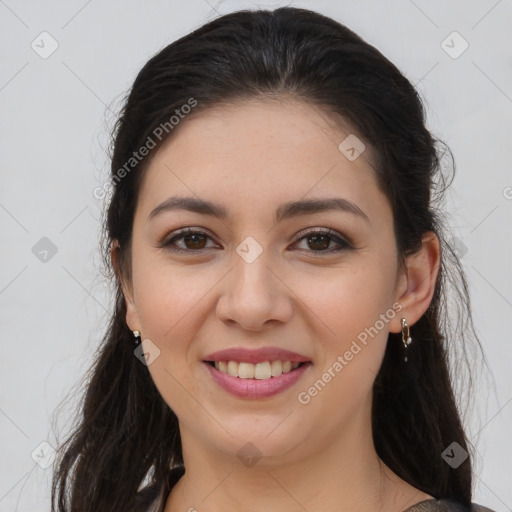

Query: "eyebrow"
left=148, top=195, right=370, bottom=225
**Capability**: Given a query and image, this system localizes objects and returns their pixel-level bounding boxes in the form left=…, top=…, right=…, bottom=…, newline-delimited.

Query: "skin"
left=113, top=98, right=441, bottom=512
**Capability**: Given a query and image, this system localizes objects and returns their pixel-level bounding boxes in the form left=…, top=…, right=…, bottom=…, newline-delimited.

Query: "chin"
left=202, top=420, right=310, bottom=467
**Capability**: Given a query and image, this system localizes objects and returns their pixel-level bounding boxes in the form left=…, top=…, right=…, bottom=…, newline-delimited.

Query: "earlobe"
left=390, top=231, right=441, bottom=333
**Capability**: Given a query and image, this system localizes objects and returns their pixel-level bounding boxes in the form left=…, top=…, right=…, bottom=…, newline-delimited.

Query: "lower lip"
left=203, top=361, right=312, bottom=399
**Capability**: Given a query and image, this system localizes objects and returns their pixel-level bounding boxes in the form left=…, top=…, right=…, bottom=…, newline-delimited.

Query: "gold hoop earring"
left=401, top=318, right=412, bottom=362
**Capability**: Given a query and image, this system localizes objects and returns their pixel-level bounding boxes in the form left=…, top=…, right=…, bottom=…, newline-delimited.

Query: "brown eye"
left=161, top=228, right=217, bottom=253
left=181, top=232, right=207, bottom=250
left=161, top=227, right=351, bottom=256
left=293, top=228, right=351, bottom=256
left=306, top=233, right=331, bottom=251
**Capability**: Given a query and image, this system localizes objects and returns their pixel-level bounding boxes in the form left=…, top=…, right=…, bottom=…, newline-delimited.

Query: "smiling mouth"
left=205, top=360, right=309, bottom=380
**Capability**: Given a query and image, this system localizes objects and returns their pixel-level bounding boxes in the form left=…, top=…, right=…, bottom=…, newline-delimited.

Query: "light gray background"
left=1, top=1, right=511, bottom=510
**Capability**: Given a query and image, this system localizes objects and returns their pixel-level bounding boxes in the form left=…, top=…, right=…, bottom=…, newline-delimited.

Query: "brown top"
left=134, top=466, right=496, bottom=512
left=403, top=500, right=495, bottom=511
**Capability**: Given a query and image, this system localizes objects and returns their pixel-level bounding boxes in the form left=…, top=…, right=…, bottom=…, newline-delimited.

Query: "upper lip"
left=204, top=347, right=311, bottom=364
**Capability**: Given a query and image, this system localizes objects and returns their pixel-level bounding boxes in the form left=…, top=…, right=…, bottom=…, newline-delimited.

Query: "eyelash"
left=159, top=227, right=352, bottom=257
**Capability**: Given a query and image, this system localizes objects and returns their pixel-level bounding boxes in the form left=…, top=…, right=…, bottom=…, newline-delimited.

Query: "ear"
left=389, top=231, right=441, bottom=333
left=110, top=240, right=141, bottom=333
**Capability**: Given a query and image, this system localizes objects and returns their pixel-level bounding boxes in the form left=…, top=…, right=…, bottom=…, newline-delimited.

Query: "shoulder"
left=403, top=498, right=497, bottom=512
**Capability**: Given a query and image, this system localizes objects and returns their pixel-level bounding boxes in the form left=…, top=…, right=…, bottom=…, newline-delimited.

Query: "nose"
left=215, top=246, right=293, bottom=332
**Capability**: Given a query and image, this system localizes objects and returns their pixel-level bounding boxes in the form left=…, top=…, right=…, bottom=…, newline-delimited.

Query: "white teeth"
left=271, top=360, right=282, bottom=377
left=227, top=360, right=239, bottom=377
left=238, top=362, right=254, bottom=379
left=211, top=360, right=303, bottom=379
left=254, top=361, right=271, bottom=380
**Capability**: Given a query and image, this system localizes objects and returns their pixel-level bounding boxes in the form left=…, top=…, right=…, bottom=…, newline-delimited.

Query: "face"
left=120, top=98, right=406, bottom=466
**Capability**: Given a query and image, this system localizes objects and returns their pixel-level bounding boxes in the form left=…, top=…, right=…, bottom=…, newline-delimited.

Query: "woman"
left=51, top=7, right=495, bottom=512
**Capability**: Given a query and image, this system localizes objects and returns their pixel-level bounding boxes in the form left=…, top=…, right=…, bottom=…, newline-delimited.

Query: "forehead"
left=136, top=99, right=391, bottom=228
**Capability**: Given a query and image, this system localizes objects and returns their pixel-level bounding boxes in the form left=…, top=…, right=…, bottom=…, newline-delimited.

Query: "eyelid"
left=160, top=227, right=219, bottom=250
left=293, top=226, right=351, bottom=245
left=160, top=226, right=352, bottom=254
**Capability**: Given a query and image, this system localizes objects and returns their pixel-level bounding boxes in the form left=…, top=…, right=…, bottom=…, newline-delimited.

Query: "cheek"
left=292, top=267, right=393, bottom=427
left=290, top=259, right=396, bottom=409
left=130, top=256, right=214, bottom=413
left=131, top=250, right=213, bottom=343
left=292, top=259, right=396, bottom=343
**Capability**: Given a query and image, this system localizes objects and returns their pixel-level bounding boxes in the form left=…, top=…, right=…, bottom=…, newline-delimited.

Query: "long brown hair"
left=51, top=7, right=485, bottom=511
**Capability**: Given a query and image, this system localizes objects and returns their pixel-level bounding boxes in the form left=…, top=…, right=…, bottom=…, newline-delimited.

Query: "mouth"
left=204, top=359, right=309, bottom=379
left=202, top=359, right=313, bottom=399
